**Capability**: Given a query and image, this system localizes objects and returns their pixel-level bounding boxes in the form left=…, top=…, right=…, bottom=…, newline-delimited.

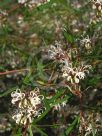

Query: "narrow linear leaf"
left=33, top=126, right=48, bottom=136
left=0, top=87, right=17, bottom=97
left=65, top=116, right=79, bottom=135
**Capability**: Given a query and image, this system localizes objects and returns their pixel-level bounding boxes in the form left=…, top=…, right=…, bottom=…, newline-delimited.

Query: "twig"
left=0, top=68, right=30, bottom=76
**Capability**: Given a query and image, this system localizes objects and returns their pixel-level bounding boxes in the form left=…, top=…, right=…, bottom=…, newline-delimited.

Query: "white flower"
left=67, top=76, right=73, bottom=83
left=74, top=71, right=85, bottom=83
left=62, top=101, right=67, bottom=107
left=18, top=0, right=27, bottom=4
left=62, top=63, right=91, bottom=84
left=29, top=90, right=44, bottom=107
left=48, top=42, right=66, bottom=62
left=20, top=116, right=28, bottom=125
left=11, top=88, right=44, bottom=125
left=85, top=123, right=97, bottom=136
left=11, top=89, right=25, bottom=104
left=62, top=71, right=68, bottom=77
left=74, top=76, right=80, bottom=83
left=12, top=112, right=23, bottom=124
left=76, top=71, right=85, bottom=79
left=54, top=103, right=61, bottom=111
left=92, top=0, right=102, bottom=4
left=53, top=100, right=67, bottom=111
left=92, top=0, right=102, bottom=13
left=80, top=35, right=91, bottom=50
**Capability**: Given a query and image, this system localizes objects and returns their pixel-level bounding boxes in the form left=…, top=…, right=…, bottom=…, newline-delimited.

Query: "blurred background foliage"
left=0, top=0, right=102, bottom=136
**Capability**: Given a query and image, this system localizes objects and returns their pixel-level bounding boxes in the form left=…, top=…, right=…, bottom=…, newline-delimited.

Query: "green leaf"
left=48, top=89, right=65, bottom=103
left=63, top=31, right=74, bottom=43
left=88, top=76, right=101, bottom=86
left=28, top=125, right=33, bottom=136
left=65, top=116, right=79, bottom=135
left=0, top=66, right=5, bottom=71
left=0, top=87, right=17, bottom=98
left=51, top=95, right=70, bottom=107
left=33, top=125, right=48, bottom=136
left=34, top=107, right=51, bottom=123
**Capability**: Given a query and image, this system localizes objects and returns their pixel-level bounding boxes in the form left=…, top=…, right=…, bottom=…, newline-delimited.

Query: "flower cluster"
left=47, top=42, right=92, bottom=98
left=48, top=41, right=67, bottom=63
left=92, top=0, right=102, bottom=18
left=79, top=117, right=98, bottom=136
left=11, top=88, right=44, bottom=125
left=85, top=123, right=97, bottom=136
left=92, top=0, right=102, bottom=12
left=80, top=35, right=92, bottom=50
left=48, top=42, right=91, bottom=84
left=62, top=63, right=91, bottom=84
left=18, top=0, right=50, bottom=8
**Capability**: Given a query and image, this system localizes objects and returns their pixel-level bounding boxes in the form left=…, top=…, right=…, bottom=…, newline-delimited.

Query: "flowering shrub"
left=47, top=41, right=92, bottom=98
left=0, top=0, right=102, bottom=136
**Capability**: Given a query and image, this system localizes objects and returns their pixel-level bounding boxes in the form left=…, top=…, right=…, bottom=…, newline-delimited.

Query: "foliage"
left=0, top=0, right=102, bottom=136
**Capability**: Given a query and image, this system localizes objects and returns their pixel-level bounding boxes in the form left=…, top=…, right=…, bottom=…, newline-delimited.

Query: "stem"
left=22, top=123, right=28, bottom=136
left=29, top=125, right=33, bottom=136
left=0, top=68, right=30, bottom=76
left=79, top=95, right=84, bottom=136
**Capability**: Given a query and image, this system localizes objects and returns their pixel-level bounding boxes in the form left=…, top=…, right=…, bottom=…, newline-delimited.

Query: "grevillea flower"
left=92, top=0, right=102, bottom=18
left=62, top=63, right=91, bottom=84
left=80, top=35, right=92, bottom=50
left=92, top=0, right=102, bottom=10
left=53, top=100, right=67, bottom=111
left=47, top=41, right=92, bottom=84
left=48, top=41, right=66, bottom=63
left=11, top=88, right=44, bottom=125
